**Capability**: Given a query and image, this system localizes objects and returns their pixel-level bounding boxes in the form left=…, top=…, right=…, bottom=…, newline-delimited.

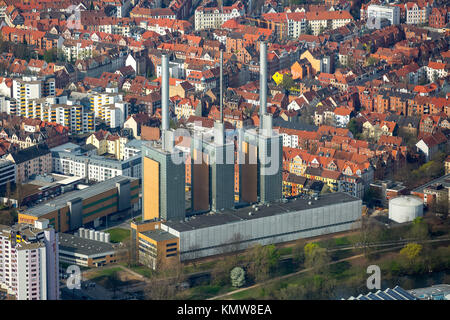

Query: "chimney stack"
left=161, top=54, right=169, bottom=149
left=220, top=50, right=224, bottom=123
left=259, top=42, right=267, bottom=128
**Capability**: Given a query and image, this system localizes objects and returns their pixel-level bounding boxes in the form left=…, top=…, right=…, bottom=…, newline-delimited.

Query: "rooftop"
left=141, top=229, right=178, bottom=242
left=21, top=176, right=137, bottom=218
left=163, top=192, right=360, bottom=233
left=59, top=233, right=116, bottom=257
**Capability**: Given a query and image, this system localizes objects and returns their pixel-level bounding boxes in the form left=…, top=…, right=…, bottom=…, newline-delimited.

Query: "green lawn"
left=87, top=267, right=122, bottom=280
left=106, top=228, right=130, bottom=243
left=128, top=265, right=154, bottom=278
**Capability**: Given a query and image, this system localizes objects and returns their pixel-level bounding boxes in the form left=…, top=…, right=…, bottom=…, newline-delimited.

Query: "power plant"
left=133, top=43, right=361, bottom=269
left=141, top=54, right=186, bottom=222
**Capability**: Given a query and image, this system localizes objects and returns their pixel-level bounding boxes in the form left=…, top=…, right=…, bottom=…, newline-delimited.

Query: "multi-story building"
left=51, top=143, right=142, bottom=182
left=367, top=4, right=400, bottom=25
left=305, top=10, right=354, bottom=35
left=60, top=39, right=93, bottom=62
left=287, top=12, right=307, bottom=38
left=428, top=7, right=449, bottom=29
left=194, top=1, right=245, bottom=30
left=12, top=77, right=55, bottom=117
left=89, top=89, right=128, bottom=128
left=405, top=2, right=431, bottom=25
left=0, top=220, right=59, bottom=300
left=5, top=145, right=52, bottom=184
left=86, top=130, right=128, bottom=160
left=18, top=176, right=140, bottom=232
left=0, top=159, right=16, bottom=188
left=58, top=233, right=119, bottom=268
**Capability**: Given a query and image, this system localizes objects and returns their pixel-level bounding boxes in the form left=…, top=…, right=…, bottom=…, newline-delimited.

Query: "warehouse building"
left=18, top=176, right=140, bottom=232
left=158, top=192, right=361, bottom=261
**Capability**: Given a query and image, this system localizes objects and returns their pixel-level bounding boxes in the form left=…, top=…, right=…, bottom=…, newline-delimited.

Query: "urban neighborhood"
left=0, top=0, right=449, bottom=302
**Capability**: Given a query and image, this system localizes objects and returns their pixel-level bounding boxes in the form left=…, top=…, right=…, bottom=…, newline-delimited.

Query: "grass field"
left=106, top=228, right=130, bottom=243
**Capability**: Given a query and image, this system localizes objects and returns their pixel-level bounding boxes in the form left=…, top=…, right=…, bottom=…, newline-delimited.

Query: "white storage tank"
left=95, top=231, right=100, bottom=241
left=89, top=229, right=95, bottom=240
left=84, top=229, right=89, bottom=239
left=78, top=228, right=85, bottom=237
left=99, top=232, right=105, bottom=242
left=389, top=196, right=423, bottom=223
left=105, top=233, right=111, bottom=243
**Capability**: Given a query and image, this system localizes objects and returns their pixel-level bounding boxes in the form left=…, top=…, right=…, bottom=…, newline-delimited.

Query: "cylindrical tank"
left=89, top=229, right=95, bottom=240
left=78, top=228, right=85, bottom=237
left=105, top=233, right=111, bottom=243
left=99, top=232, right=105, bottom=242
left=84, top=229, right=89, bottom=239
left=389, top=196, right=423, bottom=223
left=94, top=231, right=100, bottom=241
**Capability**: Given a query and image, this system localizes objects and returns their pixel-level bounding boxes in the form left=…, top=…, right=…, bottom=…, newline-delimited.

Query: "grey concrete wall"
left=170, top=199, right=362, bottom=261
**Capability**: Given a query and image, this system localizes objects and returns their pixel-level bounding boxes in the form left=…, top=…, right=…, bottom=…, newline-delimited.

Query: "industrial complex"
left=132, top=45, right=362, bottom=269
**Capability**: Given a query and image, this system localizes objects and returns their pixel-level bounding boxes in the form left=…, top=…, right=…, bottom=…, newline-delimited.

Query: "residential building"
left=5, top=145, right=52, bottom=184
left=367, top=5, right=400, bottom=25
left=194, top=1, right=245, bottom=30
left=0, top=220, right=59, bottom=300
left=51, top=143, right=142, bottom=182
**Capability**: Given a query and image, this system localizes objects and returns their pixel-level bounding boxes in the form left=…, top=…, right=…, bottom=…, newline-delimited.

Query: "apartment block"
left=0, top=220, right=59, bottom=300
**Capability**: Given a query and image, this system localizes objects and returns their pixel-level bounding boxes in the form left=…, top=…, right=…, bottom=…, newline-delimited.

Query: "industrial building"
left=161, top=192, right=361, bottom=261
left=0, top=219, right=59, bottom=300
left=191, top=51, right=235, bottom=213
left=388, top=196, right=423, bottom=223
left=238, top=42, right=283, bottom=205
left=58, top=233, right=118, bottom=268
left=18, top=176, right=140, bottom=232
left=142, top=54, right=186, bottom=222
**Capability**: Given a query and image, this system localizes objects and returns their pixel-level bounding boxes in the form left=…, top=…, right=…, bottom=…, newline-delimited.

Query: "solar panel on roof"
left=366, top=293, right=381, bottom=300
left=375, top=291, right=392, bottom=300
left=384, top=288, right=406, bottom=300
left=393, top=286, right=417, bottom=300
left=357, top=295, right=369, bottom=300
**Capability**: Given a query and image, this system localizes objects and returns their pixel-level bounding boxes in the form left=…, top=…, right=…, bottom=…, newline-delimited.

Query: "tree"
left=245, top=244, right=280, bottom=283
left=304, top=242, right=330, bottom=274
left=400, top=243, right=422, bottom=263
left=43, top=48, right=57, bottom=63
left=408, top=217, right=429, bottom=241
left=280, top=74, right=295, bottom=92
left=292, top=238, right=306, bottom=267
left=230, top=267, right=246, bottom=288
left=347, top=118, right=362, bottom=139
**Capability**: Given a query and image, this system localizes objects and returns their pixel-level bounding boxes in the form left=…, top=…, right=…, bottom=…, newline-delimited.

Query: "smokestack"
left=259, top=42, right=267, bottom=128
left=161, top=54, right=169, bottom=150
left=220, top=50, right=223, bottom=123
left=161, top=54, right=169, bottom=132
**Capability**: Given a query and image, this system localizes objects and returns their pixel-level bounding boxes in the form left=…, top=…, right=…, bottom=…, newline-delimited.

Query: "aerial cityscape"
left=0, top=0, right=449, bottom=305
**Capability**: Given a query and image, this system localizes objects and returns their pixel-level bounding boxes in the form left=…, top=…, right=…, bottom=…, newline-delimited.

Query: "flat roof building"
left=18, top=176, right=140, bottom=232
left=161, top=192, right=361, bottom=261
left=58, top=233, right=118, bottom=267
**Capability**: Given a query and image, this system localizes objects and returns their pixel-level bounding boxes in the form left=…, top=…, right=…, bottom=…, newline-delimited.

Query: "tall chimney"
left=220, top=50, right=223, bottom=123
left=259, top=42, right=267, bottom=128
left=161, top=54, right=169, bottom=149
